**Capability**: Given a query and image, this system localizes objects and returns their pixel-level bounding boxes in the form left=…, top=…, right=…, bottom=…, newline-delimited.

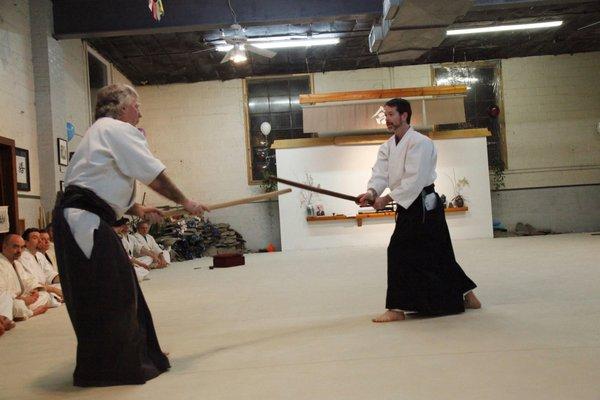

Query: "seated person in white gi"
left=19, top=228, right=62, bottom=303
left=38, top=229, right=58, bottom=273
left=112, top=218, right=157, bottom=281
left=44, top=223, right=58, bottom=269
left=0, top=234, right=52, bottom=320
left=0, top=292, right=16, bottom=336
left=134, top=220, right=170, bottom=268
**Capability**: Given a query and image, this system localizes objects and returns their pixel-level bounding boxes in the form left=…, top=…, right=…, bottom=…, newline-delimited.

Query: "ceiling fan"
left=219, top=24, right=277, bottom=64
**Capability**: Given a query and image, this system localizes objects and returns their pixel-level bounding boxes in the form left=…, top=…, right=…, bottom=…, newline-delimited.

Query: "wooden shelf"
left=307, top=207, right=468, bottom=227
left=299, top=85, right=468, bottom=105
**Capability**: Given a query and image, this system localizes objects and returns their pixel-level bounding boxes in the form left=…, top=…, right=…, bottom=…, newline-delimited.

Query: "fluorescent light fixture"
left=447, top=20, right=562, bottom=35
left=436, top=77, right=479, bottom=85
left=216, top=37, right=340, bottom=52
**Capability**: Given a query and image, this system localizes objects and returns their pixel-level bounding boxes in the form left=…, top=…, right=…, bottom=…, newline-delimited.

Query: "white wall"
left=313, top=65, right=431, bottom=92
left=0, top=0, right=40, bottom=228
left=135, top=81, right=279, bottom=250
left=501, top=52, right=600, bottom=188
left=276, top=137, right=493, bottom=251
left=0, top=0, right=129, bottom=229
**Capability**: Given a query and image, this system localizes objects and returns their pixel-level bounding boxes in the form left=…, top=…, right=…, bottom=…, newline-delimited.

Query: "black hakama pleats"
left=386, top=185, right=476, bottom=315
left=53, top=186, right=170, bottom=386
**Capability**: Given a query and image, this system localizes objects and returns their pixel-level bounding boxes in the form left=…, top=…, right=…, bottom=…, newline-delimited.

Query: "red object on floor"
left=266, top=243, right=276, bottom=252
left=212, top=253, right=245, bottom=268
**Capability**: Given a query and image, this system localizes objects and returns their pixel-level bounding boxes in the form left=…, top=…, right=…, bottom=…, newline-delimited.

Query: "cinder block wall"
left=496, top=52, right=600, bottom=232
left=135, top=81, right=281, bottom=251
left=0, top=1, right=40, bottom=228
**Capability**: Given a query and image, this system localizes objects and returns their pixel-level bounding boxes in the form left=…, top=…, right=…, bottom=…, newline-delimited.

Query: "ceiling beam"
left=52, top=0, right=383, bottom=39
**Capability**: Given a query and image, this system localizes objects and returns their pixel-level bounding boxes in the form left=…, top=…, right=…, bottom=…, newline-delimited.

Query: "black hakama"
left=386, top=184, right=477, bottom=315
left=53, top=186, right=170, bottom=386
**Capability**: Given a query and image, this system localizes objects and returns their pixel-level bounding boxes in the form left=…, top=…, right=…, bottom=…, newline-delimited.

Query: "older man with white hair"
left=52, top=83, right=209, bottom=387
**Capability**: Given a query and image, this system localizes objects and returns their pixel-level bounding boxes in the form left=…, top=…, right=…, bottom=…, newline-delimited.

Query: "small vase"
left=453, top=195, right=464, bottom=208
left=306, top=204, right=315, bottom=216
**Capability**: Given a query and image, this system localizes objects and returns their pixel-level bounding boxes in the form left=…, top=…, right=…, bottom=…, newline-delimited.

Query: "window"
left=433, top=61, right=506, bottom=170
left=244, top=75, right=312, bottom=183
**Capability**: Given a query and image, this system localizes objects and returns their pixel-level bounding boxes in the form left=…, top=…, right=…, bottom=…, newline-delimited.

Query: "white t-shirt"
left=367, top=127, right=437, bottom=209
left=64, top=117, right=165, bottom=258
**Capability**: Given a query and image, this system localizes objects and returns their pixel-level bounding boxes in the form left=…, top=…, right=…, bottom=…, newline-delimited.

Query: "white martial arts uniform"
left=0, top=292, right=14, bottom=320
left=0, top=254, right=54, bottom=320
left=45, top=242, right=58, bottom=273
left=134, top=232, right=171, bottom=264
left=20, top=249, right=59, bottom=285
left=63, top=117, right=165, bottom=259
left=119, top=233, right=151, bottom=282
left=367, top=127, right=437, bottom=209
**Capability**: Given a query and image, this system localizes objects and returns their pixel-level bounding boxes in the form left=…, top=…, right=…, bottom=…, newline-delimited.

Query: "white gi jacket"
left=367, top=127, right=437, bottom=209
left=19, top=249, right=58, bottom=285
left=63, top=117, right=165, bottom=258
left=0, top=254, right=53, bottom=319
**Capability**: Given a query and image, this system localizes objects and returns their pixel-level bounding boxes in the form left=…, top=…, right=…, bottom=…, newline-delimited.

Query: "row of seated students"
left=0, top=227, right=62, bottom=337
left=0, top=220, right=171, bottom=338
left=112, top=218, right=171, bottom=282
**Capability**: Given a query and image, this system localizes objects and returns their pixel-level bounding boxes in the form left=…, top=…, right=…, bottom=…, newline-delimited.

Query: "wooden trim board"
left=307, top=207, right=468, bottom=227
left=299, top=85, right=468, bottom=105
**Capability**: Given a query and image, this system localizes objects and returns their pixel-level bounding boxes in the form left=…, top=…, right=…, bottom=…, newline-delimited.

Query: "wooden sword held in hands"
left=161, top=188, right=292, bottom=217
left=269, top=176, right=362, bottom=203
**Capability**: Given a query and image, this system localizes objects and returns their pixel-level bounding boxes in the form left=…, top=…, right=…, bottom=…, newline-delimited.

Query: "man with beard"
left=357, top=98, right=481, bottom=323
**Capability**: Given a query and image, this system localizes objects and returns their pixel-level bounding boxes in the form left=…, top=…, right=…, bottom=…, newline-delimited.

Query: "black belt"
left=56, top=185, right=117, bottom=225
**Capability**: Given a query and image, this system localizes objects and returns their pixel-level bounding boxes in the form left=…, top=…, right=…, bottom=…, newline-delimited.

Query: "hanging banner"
left=0, top=206, right=10, bottom=233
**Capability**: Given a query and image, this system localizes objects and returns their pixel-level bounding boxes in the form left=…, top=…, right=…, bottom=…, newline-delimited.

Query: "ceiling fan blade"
left=246, top=44, right=276, bottom=58
left=220, top=49, right=234, bottom=63
left=191, top=48, right=214, bottom=54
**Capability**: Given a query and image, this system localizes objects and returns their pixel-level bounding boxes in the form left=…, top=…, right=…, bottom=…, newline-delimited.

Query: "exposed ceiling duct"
left=372, top=0, right=474, bottom=63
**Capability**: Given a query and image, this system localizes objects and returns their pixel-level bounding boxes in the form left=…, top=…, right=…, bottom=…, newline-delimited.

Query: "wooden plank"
left=306, top=214, right=354, bottom=222
left=446, top=207, right=468, bottom=212
left=429, top=128, right=491, bottom=140
left=271, top=137, right=334, bottom=149
left=334, top=134, right=392, bottom=146
left=299, top=85, right=467, bottom=105
left=307, top=207, right=469, bottom=226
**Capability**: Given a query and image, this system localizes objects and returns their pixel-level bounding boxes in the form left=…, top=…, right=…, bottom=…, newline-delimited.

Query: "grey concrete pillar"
left=29, top=0, right=67, bottom=214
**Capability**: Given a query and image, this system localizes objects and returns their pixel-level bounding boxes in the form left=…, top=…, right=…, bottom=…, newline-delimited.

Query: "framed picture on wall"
left=15, top=147, right=31, bottom=191
left=57, top=138, right=68, bottom=166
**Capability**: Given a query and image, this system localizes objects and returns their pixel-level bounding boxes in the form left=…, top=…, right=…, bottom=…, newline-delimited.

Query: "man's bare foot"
left=372, top=310, right=405, bottom=323
left=464, top=291, right=481, bottom=309
left=0, top=316, right=15, bottom=331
